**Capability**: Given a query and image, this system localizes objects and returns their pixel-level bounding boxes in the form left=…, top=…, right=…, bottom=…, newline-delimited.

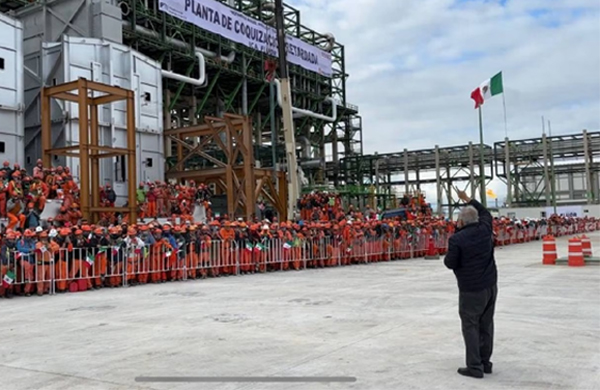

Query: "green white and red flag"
left=471, top=71, right=503, bottom=109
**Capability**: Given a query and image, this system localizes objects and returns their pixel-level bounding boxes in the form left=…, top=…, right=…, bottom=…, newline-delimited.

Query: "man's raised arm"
left=468, top=199, right=492, bottom=233
left=456, top=190, right=492, bottom=234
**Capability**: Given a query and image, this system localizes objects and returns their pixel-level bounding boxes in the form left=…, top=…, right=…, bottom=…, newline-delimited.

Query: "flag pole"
left=478, top=106, right=487, bottom=207
left=502, top=92, right=508, bottom=138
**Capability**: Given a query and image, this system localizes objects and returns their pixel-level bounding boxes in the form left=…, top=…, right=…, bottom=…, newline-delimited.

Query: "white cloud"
left=290, top=0, right=600, bottom=203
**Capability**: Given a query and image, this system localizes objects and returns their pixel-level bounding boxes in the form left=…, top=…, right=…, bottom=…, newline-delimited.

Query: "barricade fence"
left=1, top=223, right=597, bottom=296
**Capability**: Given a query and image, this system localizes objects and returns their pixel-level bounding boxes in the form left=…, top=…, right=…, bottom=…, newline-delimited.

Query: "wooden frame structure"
left=165, top=114, right=288, bottom=220
left=41, top=78, right=137, bottom=222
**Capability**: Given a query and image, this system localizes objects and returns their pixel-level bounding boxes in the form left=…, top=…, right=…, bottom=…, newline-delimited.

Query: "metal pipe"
left=273, top=79, right=337, bottom=122
left=297, top=136, right=311, bottom=159
left=161, top=52, right=206, bottom=87
left=320, top=33, right=335, bottom=52
left=124, top=22, right=236, bottom=63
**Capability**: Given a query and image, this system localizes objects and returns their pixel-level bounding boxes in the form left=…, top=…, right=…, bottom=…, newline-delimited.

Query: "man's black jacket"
left=444, top=199, right=497, bottom=292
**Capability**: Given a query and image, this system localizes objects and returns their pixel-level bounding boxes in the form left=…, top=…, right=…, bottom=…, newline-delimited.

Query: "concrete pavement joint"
left=0, top=363, right=160, bottom=390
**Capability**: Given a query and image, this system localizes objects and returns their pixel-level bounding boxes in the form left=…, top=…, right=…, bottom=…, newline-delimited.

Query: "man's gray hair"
left=458, top=205, right=479, bottom=225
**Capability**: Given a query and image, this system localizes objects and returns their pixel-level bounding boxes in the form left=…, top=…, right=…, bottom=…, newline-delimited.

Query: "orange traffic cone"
left=581, top=235, right=592, bottom=258
left=542, top=235, right=557, bottom=265
left=568, top=237, right=585, bottom=267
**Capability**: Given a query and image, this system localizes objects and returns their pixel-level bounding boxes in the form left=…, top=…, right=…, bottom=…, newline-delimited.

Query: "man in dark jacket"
left=444, top=190, right=497, bottom=379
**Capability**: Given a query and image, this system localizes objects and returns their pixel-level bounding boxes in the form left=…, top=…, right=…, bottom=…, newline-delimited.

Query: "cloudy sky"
left=289, top=0, right=600, bottom=203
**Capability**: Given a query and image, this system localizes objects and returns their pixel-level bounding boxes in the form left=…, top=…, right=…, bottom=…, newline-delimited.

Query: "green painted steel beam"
left=261, top=111, right=272, bottom=132
left=168, top=61, right=196, bottom=111
left=248, top=82, right=268, bottom=113
left=224, top=78, right=244, bottom=113
left=195, top=69, right=222, bottom=117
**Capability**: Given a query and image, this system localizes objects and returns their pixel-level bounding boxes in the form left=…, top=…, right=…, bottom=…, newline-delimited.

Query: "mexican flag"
left=254, top=243, right=266, bottom=252
left=283, top=241, right=292, bottom=250
left=85, top=253, right=95, bottom=268
left=245, top=242, right=253, bottom=252
left=2, top=271, right=15, bottom=288
left=471, top=71, right=503, bottom=109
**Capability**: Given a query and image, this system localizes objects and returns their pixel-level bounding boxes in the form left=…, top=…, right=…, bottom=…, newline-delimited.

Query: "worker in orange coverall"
left=219, top=222, right=236, bottom=275
left=7, top=171, right=26, bottom=230
left=35, top=231, right=59, bottom=295
left=150, top=227, right=169, bottom=283
left=198, top=226, right=211, bottom=278
left=0, top=171, right=7, bottom=217
left=54, top=228, right=73, bottom=292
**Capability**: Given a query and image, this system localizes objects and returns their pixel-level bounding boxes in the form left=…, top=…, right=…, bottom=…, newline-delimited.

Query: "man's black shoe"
left=457, top=368, right=483, bottom=378
left=483, top=363, right=492, bottom=374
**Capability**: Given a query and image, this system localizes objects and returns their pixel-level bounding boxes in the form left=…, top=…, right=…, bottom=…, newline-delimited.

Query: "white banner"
left=159, top=0, right=333, bottom=77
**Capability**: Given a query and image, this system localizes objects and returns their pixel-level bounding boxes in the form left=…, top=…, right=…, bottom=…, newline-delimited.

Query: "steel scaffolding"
left=4, top=0, right=362, bottom=188
left=341, top=143, right=495, bottom=218
left=118, top=0, right=361, bottom=184
left=41, top=78, right=138, bottom=222
left=495, top=130, right=600, bottom=207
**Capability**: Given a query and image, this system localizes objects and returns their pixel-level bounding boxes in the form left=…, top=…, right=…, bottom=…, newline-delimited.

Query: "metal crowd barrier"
left=1, top=223, right=597, bottom=296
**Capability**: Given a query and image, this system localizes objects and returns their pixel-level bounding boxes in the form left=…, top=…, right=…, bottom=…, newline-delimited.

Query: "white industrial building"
left=23, top=36, right=164, bottom=200
left=0, top=0, right=166, bottom=203
left=0, top=12, right=24, bottom=167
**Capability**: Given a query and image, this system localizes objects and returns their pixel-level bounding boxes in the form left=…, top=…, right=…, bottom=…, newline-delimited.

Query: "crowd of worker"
left=0, top=159, right=598, bottom=299
left=0, top=159, right=214, bottom=228
left=296, top=192, right=433, bottom=222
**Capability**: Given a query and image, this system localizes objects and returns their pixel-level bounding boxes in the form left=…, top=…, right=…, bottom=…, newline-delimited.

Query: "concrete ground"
left=1, top=232, right=599, bottom=390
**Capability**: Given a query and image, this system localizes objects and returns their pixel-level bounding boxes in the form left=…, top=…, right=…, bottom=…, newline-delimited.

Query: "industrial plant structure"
left=0, top=0, right=597, bottom=221
left=0, top=0, right=362, bottom=217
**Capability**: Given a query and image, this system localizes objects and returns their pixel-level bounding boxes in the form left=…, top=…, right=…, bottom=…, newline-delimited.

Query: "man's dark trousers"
left=459, top=284, right=498, bottom=373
